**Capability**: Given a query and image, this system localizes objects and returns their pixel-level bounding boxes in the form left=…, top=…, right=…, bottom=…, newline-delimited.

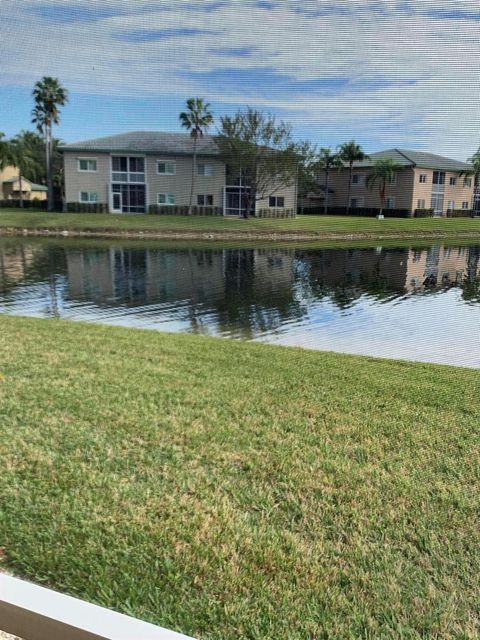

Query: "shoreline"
left=3, top=226, right=480, bottom=242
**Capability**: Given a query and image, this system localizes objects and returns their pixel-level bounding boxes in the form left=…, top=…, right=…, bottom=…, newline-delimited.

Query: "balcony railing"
left=0, top=573, right=195, bottom=640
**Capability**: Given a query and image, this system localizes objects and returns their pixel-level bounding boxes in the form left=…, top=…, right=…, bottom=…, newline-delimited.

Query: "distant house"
left=320, top=149, right=474, bottom=216
left=0, top=166, right=47, bottom=202
left=60, top=131, right=297, bottom=216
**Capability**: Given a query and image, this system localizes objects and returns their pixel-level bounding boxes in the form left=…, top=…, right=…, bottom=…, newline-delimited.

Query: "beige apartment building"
left=323, top=149, right=474, bottom=216
left=61, top=131, right=296, bottom=216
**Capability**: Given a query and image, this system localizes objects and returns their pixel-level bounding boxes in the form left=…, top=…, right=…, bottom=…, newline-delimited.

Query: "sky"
left=1, top=0, right=480, bottom=159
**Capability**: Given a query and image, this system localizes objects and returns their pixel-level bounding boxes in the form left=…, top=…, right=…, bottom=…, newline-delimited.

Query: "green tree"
left=32, top=77, right=68, bottom=211
left=0, top=133, right=15, bottom=171
left=315, top=148, right=343, bottom=215
left=216, top=108, right=302, bottom=218
left=179, top=98, right=214, bottom=215
left=11, top=133, right=41, bottom=208
left=460, top=148, right=480, bottom=211
left=337, top=140, right=369, bottom=215
left=366, top=159, right=402, bottom=216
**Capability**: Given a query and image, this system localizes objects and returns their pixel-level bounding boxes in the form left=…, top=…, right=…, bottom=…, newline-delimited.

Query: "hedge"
left=256, top=208, right=296, bottom=218
left=0, top=199, right=48, bottom=210
left=66, top=202, right=108, bottom=213
left=148, top=205, right=223, bottom=216
left=299, top=206, right=411, bottom=218
left=446, top=209, right=476, bottom=218
left=414, top=208, right=434, bottom=218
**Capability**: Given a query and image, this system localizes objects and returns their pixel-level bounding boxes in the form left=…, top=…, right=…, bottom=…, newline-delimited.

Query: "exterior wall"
left=0, top=166, right=47, bottom=201
left=63, top=152, right=111, bottom=204
left=145, top=155, right=225, bottom=208
left=327, top=167, right=415, bottom=211
left=256, top=179, right=297, bottom=211
left=412, top=168, right=474, bottom=213
left=404, top=245, right=472, bottom=291
left=63, top=149, right=297, bottom=215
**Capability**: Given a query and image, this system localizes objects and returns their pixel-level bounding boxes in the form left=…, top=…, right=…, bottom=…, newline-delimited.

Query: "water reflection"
left=0, top=239, right=479, bottom=366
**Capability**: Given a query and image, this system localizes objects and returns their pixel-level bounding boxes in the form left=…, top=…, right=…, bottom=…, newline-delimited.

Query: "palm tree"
left=179, top=98, right=214, bottom=215
left=366, top=159, right=402, bottom=217
left=11, top=133, right=40, bottom=208
left=32, top=77, right=68, bottom=211
left=337, top=140, right=369, bottom=215
left=461, top=148, right=480, bottom=213
left=315, top=148, right=343, bottom=214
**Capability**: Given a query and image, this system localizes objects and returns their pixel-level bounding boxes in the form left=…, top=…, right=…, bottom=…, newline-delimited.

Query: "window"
left=447, top=200, right=455, bottom=210
left=463, top=177, right=472, bottom=187
left=78, top=158, right=97, bottom=172
left=462, top=201, right=470, bottom=209
left=352, top=174, right=365, bottom=185
left=386, top=197, right=395, bottom=209
left=449, top=176, right=457, bottom=186
left=157, top=161, right=176, bottom=175
left=112, top=156, right=145, bottom=183
left=433, top=171, right=445, bottom=185
left=157, top=193, right=175, bottom=205
left=419, top=174, right=427, bottom=183
left=79, top=191, right=97, bottom=203
left=417, top=199, right=425, bottom=209
left=197, top=163, right=213, bottom=176
left=269, top=196, right=285, bottom=208
left=350, top=197, right=364, bottom=208
left=197, top=194, right=213, bottom=206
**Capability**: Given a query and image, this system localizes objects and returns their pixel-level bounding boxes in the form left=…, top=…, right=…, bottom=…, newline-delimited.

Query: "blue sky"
left=1, top=0, right=480, bottom=158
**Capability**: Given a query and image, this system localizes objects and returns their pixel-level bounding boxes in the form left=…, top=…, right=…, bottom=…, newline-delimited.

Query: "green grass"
left=0, top=315, right=479, bottom=639
left=1, top=209, right=480, bottom=240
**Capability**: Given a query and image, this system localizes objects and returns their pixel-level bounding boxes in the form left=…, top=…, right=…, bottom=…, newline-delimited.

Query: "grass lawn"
left=1, top=209, right=480, bottom=240
left=0, top=315, right=479, bottom=639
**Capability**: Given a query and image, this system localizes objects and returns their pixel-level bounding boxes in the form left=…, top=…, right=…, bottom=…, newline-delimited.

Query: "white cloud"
left=0, top=0, right=480, bottom=157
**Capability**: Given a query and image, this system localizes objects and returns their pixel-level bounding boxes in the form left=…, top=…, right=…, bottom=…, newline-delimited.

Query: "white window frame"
left=449, top=176, right=457, bottom=186
left=197, top=163, right=214, bottom=177
left=269, top=195, right=285, bottom=208
left=111, top=155, right=145, bottom=184
left=156, top=160, right=176, bottom=176
left=78, top=158, right=97, bottom=173
left=419, top=174, right=427, bottom=183
left=157, top=193, right=175, bottom=205
left=79, top=191, right=98, bottom=203
left=385, top=196, right=395, bottom=209
left=462, top=201, right=470, bottom=209
left=350, top=196, right=364, bottom=208
left=197, top=194, right=214, bottom=206
left=417, top=199, right=425, bottom=209
left=351, top=173, right=365, bottom=186
left=463, top=177, right=472, bottom=188
left=447, top=200, right=455, bottom=210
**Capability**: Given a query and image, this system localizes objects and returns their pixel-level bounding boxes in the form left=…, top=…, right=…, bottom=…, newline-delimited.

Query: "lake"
left=0, top=238, right=479, bottom=368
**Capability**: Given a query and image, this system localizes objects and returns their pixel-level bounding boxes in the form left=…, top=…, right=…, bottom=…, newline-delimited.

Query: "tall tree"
left=11, top=133, right=40, bottom=208
left=0, top=133, right=15, bottom=171
left=366, top=159, right=402, bottom=217
left=179, top=98, right=214, bottom=215
left=337, top=140, right=369, bottom=215
left=216, top=108, right=303, bottom=218
left=461, top=148, right=480, bottom=212
left=315, top=148, right=343, bottom=215
left=32, top=77, right=68, bottom=211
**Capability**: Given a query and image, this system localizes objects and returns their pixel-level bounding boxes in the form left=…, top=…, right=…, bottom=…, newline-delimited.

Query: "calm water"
left=0, top=238, right=479, bottom=368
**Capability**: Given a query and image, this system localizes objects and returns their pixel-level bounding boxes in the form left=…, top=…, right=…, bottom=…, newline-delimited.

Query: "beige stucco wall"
left=412, top=168, right=474, bottom=213
left=327, top=167, right=415, bottom=211
left=257, top=178, right=296, bottom=210
left=0, top=166, right=47, bottom=201
left=63, top=150, right=297, bottom=214
left=63, top=152, right=111, bottom=204
left=145, top=155, right=226, bottom=208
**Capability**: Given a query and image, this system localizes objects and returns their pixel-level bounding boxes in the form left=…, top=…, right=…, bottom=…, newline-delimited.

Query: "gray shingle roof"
left=2, top=177, right=47, bottom=190
left=60, top=131, right=220, bottom=156
left=353, top=148, right=471, bottom=172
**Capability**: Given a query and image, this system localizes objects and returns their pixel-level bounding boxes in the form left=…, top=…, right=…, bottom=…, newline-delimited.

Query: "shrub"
left=299, top=206, right=410, bottom=218
left=414, top=208, right=434, bottom=218
left=446, top=209, right=475, bottom=218
left=66, top=202, right=107, bottom=213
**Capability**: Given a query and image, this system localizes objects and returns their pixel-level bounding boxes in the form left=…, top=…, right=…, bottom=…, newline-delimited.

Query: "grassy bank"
left=1, top=209, right=480, bottom=240
left=0, top=315, right=479, bottom=639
